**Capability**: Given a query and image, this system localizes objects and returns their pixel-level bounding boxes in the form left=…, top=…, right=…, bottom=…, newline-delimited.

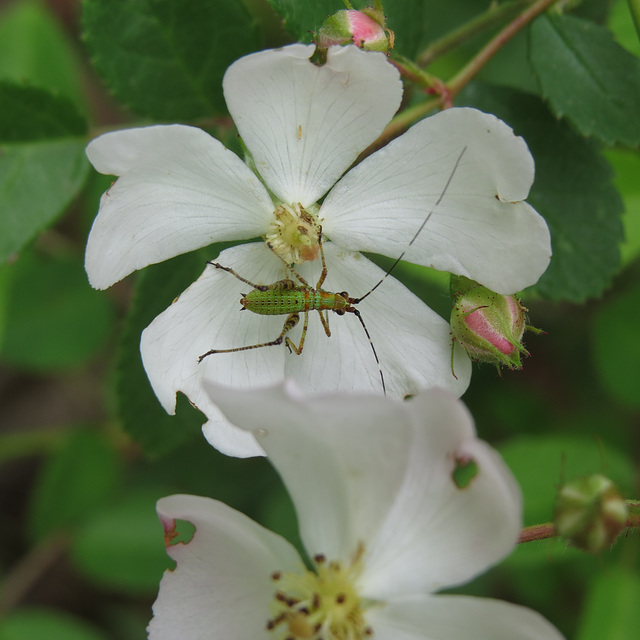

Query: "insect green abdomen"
left=242, top=287, right=348, bottom=316
left=243, top=289, right=309, bottom=315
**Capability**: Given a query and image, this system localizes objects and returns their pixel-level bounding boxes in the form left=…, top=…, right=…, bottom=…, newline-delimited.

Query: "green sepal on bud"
left=554, top=474, right=628, bottom=553
left=450, top=276, right=541, bottom=370
left=316, top=5, right=394, bottom=54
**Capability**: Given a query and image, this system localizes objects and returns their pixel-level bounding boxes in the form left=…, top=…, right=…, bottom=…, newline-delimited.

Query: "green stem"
left=519, top=507, right=640, bottom=545
left=390, top=56, right=449, bottom=94
left=363, top=0, right=560, bottom=156
left=357, top=96, right=441, bottom=161
left=0, top=532, right=69, bottom=617
left=447, top=0, right=560, bottom=100
left=519, top=522, right=556, bottom=543
left=417, top=0, right=534, bottom=67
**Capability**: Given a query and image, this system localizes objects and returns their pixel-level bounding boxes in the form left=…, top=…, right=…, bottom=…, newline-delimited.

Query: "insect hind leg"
left=198, top=313, right=301, bottom=363
left=285, top=311, right=309, bottom=355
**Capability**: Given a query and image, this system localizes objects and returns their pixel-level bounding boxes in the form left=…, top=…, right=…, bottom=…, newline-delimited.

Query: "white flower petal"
left=201, top=409, right=266, bottom=458
left=144, top=239, right=469, bottom=456
left=361, top=391, right=521, bottom=598
left=288, top=243, right=470, bottom=397
left=205, top=382, right=413, bottom=562
left=368, top=594, right=565, bottom=640
left=148, top=494, right=301, bottom=640
left=322, top=107, right=551, bottom=294
left=140, top=243, right=291, bottom=457
left=223, top=44, right=402, bottom=206
left=85, top=125, right=273, bottom=289
left=205, top=385, right=520, bottom=593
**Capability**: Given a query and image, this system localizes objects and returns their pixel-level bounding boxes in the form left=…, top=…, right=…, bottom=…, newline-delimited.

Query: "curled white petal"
left=361, top=392, right=522, bottom=598
left=368, top=593, right=565, bottom=640
left=148, top=494, right=301, bottom=640
left=85, top=125, right=273, bottom=289
left=223, top=44, right=402, bottom=206
left=206, top=384, right=521, bottom=595
left=322, top=107, right=551, bottom=294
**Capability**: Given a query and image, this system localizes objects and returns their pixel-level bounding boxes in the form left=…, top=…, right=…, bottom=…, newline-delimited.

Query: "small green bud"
left=316, top=9, right=393, bottom=53
left=554, top=474, right=628, bottom=553
left=450, top=276, right=536, bottom=369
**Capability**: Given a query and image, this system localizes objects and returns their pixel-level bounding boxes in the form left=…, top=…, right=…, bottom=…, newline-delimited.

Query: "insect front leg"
left=315, top=226, right=329, bottom=290
left=317, top=309, right=331, bottom=338
left=198, top=313, right=301, bottom=362
left=208, top=261, right=269, bottom=291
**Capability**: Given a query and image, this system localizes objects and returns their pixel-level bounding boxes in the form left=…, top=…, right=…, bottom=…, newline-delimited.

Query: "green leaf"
left=28, top=430, right=121, bottom=541
left=71, top=489, right=171, bottom=594
left=267, top=0, right=345, bottom=43
left=478, top=27, right=541, bottom=96
left=0, top=83, right=89, bottom=265
left=499, top=433, right=635, bottom=526
left=529, top=13, right=640, bottom=146
left=0, top=608, right=107, bottom=640
left=608, top=0, right=640, bottom=58
left=116, top=249, right=214, bottom=456
left=576, top=569, right=640, bottom=640
left=460, top=84, right=624, bottom=302
left=605, top=148, right=640, bottom=265
left=592, top=279, right=640, bottom=409
left=82, top=0, right=260, bottom=120
left=0, top=0, right=86, bottom=110
left=0, top=83, right=85, bottom=141
left=0, top=251, right=114, bottom=371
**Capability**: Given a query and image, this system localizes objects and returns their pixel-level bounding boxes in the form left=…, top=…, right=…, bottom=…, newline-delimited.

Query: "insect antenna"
left=349, top=306, right=386, bottom=394
left=352, top=145, right=467, bottom=304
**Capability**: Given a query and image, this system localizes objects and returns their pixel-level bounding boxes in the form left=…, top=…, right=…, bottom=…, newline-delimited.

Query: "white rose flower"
left=85, top=45, right=551, bottom=457
left=148, top=384, right=564, bottom=640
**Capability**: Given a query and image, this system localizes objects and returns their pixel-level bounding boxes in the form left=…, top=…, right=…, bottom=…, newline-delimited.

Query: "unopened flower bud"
left=554, top=474, right=628, bottom=553
left=317, top=8, right=393, bottom=53
left=450, top=276, right=536, bottom=369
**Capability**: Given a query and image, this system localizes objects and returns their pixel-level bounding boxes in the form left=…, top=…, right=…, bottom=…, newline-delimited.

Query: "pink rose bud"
left=317, top=8, right=393, bottom=53
left=450, top=276, right=539, bottom=369
left=554, top=474, right=628, bottom=553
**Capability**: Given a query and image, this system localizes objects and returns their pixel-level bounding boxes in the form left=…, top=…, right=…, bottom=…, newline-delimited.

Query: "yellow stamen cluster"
left=267, top=548, right=373, bottom=640
left=265, top=203, right=321, bottom=264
